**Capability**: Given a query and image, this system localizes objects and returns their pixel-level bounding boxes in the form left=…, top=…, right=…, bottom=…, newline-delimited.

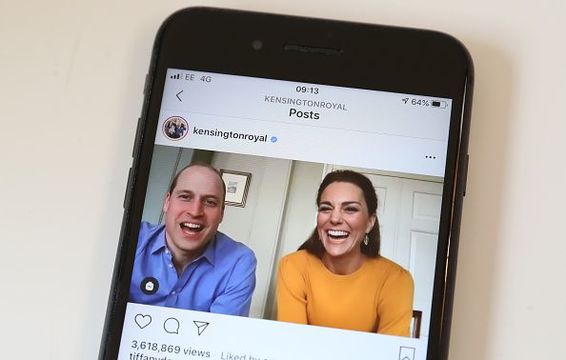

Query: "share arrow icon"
left=193, top=321, right=210, bottom=336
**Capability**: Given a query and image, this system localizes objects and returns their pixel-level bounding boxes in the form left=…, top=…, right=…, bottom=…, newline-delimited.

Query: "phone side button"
left=462, top=154, right=469, bottom=197
left=143, top=73, right=149, bottom=95
left=123, top=167, right=133, bottom=209
left=132, top=117, right=143, bottom=157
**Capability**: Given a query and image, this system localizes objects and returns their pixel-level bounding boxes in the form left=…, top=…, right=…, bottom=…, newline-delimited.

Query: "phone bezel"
left=99, top=7, right=473, bottom=360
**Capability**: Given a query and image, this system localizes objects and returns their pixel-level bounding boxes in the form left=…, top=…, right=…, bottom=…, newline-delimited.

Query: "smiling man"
left=129, top=163, right=257, bottom=316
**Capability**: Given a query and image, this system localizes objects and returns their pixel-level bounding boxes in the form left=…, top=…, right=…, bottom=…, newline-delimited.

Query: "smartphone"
left=99, top=7, right=473, bottom=360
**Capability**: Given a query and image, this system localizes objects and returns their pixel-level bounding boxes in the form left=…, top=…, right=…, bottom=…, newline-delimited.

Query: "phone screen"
left=117, top=68, right=453, bottom=360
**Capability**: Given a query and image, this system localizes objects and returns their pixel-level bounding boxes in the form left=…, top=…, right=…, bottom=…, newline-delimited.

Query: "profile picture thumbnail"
left=163, top=116, right=188, bottom=140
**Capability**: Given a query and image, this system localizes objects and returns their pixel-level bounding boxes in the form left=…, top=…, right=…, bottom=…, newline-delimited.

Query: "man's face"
left=163, top=166, right=225, bottom=260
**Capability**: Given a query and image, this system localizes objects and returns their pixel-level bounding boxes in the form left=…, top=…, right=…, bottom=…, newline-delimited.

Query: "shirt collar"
left=149, top=226, right=168, bottom=255
left=199, top=233, right=218, bottom=265
left=150, top=226, right=218, bottom=266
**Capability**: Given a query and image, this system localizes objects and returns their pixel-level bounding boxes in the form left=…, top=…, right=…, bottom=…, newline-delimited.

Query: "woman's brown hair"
left=298, top=170, right=380, bottom=257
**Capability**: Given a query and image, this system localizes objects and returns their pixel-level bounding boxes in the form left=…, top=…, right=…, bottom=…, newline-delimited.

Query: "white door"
left=396, top=178, right=442, bottom=339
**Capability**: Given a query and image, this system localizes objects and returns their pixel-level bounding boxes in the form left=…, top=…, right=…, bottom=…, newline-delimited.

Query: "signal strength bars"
left=170, top=73, right=182, bottom=80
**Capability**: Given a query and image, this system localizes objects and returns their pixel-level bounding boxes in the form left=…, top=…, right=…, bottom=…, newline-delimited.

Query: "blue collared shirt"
left=129, top=222, right=257, bottom=316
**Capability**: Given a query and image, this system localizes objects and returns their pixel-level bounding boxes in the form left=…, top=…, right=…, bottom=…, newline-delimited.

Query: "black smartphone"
left=100, top=7, right=473, bottom=360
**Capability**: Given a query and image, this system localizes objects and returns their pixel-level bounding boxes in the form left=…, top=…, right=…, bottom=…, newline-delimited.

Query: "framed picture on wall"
left=220, top=169, right=252, bottom=207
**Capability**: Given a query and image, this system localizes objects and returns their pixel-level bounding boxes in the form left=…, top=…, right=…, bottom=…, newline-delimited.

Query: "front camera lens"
left=251, top=40, right=263, bottom=50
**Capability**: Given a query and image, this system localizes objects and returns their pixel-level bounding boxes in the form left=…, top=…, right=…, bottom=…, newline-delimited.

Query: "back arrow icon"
left=176, top=90, right=183, bottom=102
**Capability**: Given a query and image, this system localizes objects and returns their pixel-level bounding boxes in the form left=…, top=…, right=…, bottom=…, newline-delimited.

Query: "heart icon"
left=134, top=314, right=152, bottom=329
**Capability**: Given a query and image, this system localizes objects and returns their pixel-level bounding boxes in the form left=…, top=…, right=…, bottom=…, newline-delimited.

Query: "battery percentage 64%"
left=402, top=97, right=447, bottom=108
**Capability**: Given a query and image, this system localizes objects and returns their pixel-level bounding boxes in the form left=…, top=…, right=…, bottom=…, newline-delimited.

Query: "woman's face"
left=316, top=181, right=376, bottom=258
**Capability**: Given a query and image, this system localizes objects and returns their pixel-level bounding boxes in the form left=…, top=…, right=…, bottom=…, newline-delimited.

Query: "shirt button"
left=168, top=264, right=173, bottom=268
left=171, top=291, right=176, bottom=295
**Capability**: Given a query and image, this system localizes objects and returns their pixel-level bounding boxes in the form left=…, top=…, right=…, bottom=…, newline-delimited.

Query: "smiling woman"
left=276, top=170, right=414, bottom=336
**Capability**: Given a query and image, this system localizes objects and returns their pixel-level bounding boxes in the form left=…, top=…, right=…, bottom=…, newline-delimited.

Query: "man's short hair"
left=167, top=163, right=227, bottom=204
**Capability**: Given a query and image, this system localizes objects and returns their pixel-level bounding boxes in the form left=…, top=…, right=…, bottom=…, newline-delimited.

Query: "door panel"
left=397, top=179, right=443, bottom=338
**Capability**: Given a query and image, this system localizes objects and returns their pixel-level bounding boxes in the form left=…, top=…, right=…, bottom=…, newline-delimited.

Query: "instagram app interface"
left=118, top=69, right=452, bottom=360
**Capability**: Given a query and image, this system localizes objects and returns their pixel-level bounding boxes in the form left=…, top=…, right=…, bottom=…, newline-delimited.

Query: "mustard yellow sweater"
left=276, top=250, right=414, bottom=336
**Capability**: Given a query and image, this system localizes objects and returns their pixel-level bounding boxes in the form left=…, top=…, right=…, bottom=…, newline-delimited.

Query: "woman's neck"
left=322, top=250, right=365, bottom=275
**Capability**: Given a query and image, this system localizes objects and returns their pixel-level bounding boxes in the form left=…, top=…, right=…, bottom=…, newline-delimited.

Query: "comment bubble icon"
left=164, top=317, right=180, bottom=334
left=134, top=314, right=152, bottom=329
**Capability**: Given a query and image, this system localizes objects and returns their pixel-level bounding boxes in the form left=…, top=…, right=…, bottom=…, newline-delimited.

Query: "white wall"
left=274, top=161, right=324, bottom=258
left=141, top=146, right=195, bottom=224
left=212, top=152, right=292, bottom=318
left=1, top=1, right=565, bottom=359
left=264, top=160, right=324, bottom=318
